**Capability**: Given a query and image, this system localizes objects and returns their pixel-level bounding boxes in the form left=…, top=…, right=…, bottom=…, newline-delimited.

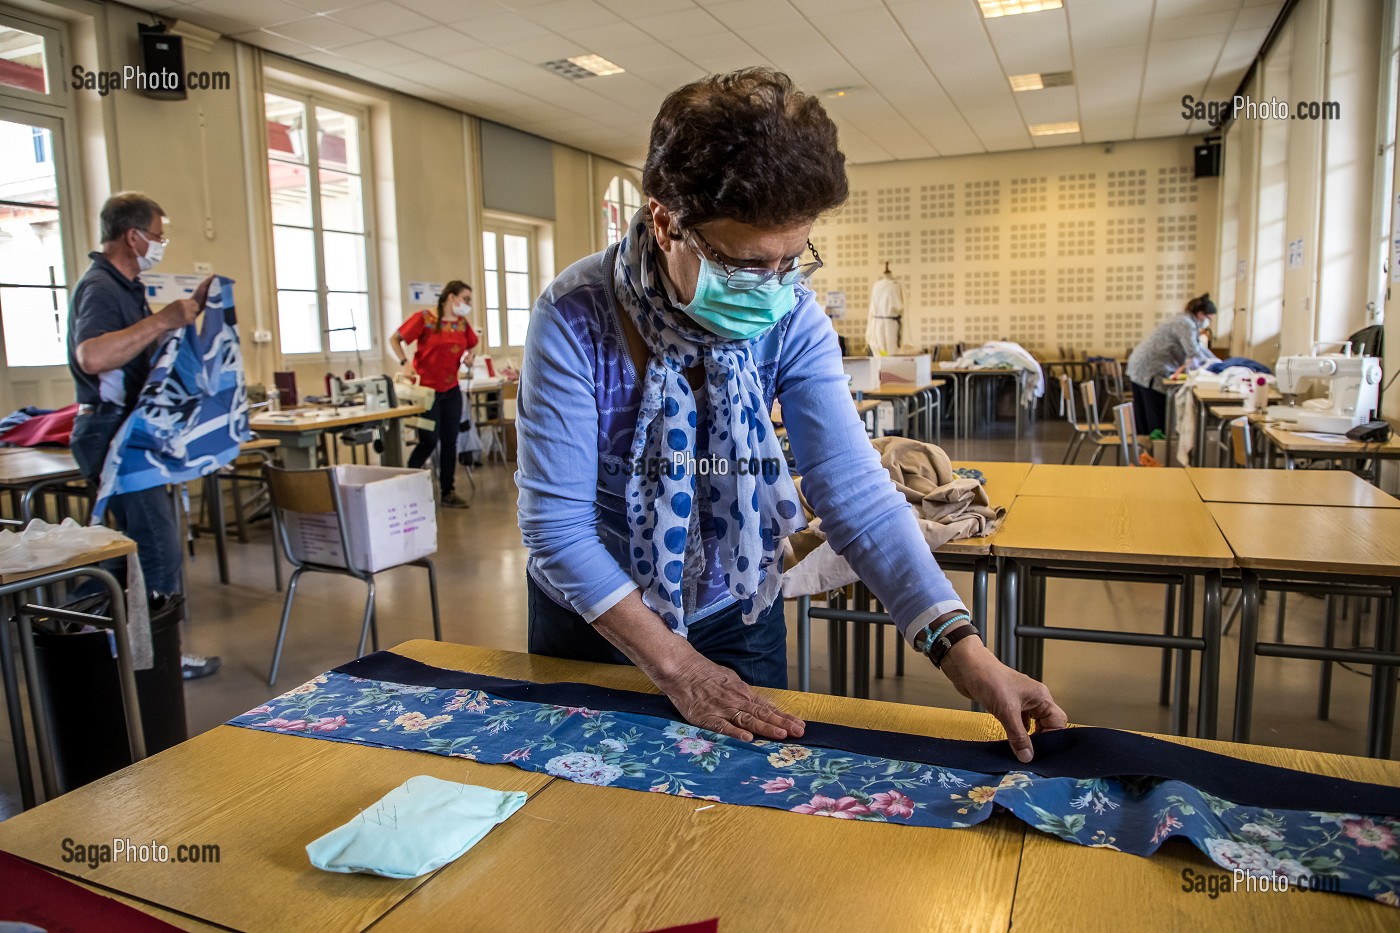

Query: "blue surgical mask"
left=680, top=254, right=796, bottom=341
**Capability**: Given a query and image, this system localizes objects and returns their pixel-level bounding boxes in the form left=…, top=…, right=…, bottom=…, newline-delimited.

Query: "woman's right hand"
left=654, top=652, right=806, bottom=743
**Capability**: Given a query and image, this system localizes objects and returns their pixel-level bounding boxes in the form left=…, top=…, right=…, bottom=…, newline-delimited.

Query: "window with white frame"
left=603, top=175, right=642, bottom=245
left=0, top=11, right=74, bottom=369
left=265, top=90, right=374, bottom=355
left=481, top=224, right=534, bottom=349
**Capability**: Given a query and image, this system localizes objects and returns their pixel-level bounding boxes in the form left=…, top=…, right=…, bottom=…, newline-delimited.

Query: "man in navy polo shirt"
left=67, top=192, right=220, bottom=679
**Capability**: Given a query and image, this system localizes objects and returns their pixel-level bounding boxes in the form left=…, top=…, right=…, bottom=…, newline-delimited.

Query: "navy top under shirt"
left=67, top=252, right=156, bottom=409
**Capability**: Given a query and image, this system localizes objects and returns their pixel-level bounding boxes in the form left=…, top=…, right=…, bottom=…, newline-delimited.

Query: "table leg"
left=1318, top=596, right=1336, bottom=721
left=1232, top=571, right=1261, bottom=743
left=1173, top=575, right=1195, bottom=736
left=1199, top=570, right=1222, bottom=740
left=0, top=598, right=35, bottom=810
left=796, top=595, right=810, bottom=693
left=276, top=436, right=318, bottom=469
left=15, top=613, right=58, bottom=799
left=997, top=558, right=1019, bottom=669
left=1367, top=591, right=1398, bottom=759
left=382, top=416, right=408, bottom=468
left=875, top=619, right=885, bottom=680
left=207, top=475, right=229, bottom=586
left=854, top=584, right=871, bottom=698
left=1159, top=583, right=1176, bottom=706
left=972, top=557, right=989, bottom=713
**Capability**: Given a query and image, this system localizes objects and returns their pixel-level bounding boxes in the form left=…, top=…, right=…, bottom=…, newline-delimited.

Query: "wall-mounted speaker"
left=1193, top=141, right=1221, bottom=178
left=138, top=23, right=185, bottom=101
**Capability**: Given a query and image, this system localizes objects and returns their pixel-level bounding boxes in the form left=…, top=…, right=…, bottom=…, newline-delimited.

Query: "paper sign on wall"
left=1391, top=193, right=1400, bottom=282
left=141, top=273, right=207, bottom=305
left=1287, top=238, right=1304, bottom=269
left=408, top=282, right=444, bottom=304
left=1236, top=260, right=1247, bottom=281
left=825, top=290, right=846, bottom=319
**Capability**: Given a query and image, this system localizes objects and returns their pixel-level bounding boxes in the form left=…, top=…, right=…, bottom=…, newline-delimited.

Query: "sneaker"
left=181, top=653, right=222, bottom=680
left=442, top=492, right=470, bottom=509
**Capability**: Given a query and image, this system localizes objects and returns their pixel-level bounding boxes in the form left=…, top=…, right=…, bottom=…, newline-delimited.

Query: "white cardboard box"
left=283, top=465, right=437, bottom=572
left=878, top=353, right=932, bottom=386
left=842, top=356, right=881, bottom=393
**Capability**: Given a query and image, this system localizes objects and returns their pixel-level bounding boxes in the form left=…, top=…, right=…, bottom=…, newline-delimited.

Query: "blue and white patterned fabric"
left=613, top=214, right=805, bottom=634
left=93, top=276, right=249, bottom=519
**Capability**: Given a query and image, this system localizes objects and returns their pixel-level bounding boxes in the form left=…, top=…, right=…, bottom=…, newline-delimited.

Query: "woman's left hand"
left=939, top=638, right=1067, bottom=763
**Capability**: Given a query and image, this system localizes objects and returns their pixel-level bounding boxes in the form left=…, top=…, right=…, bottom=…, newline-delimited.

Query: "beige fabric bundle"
left=781, top=437, right=1002, bottom=598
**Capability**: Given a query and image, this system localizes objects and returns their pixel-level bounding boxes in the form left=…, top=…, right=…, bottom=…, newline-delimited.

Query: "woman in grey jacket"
left=1125, top=294, right=1217, bottom=433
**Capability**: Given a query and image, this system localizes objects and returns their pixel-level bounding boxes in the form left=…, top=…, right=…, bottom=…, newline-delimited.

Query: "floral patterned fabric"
left=229, top=659, right=1400, bottom=908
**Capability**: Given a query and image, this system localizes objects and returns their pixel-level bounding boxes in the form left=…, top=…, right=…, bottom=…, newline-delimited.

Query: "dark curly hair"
left=642, top=68, right=848, bottom=234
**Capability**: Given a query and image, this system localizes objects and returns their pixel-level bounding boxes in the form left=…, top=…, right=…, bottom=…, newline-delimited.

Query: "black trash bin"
left=31, top=595, right=188, bottom=792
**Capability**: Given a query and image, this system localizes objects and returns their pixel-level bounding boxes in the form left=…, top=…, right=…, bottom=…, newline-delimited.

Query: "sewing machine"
left=328, top=374, right=398, bottom=413
left=1266, top=343, right=1382, bottom=434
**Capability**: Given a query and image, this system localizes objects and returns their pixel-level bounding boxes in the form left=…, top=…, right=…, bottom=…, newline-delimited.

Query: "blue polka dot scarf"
left=613, top=212, right=806, bottom=636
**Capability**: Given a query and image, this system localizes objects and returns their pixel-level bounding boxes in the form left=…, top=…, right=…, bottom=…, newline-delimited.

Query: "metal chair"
left=1080, top=381, right=1137, bottom=465
left=1229, top=416, right=1254, bottom=468
left=1057, top=372, right=1112, bottom=464
left=264, top=465, right=442, bottom=685
left=1113, top=402, right=1141, bottom=466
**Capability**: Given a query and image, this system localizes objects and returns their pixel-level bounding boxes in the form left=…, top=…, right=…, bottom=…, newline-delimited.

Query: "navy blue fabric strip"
left=334, top=651, right=1400, bottom=816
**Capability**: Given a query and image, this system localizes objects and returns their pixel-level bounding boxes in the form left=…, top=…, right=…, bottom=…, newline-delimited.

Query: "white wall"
left=811, top=137, right=1213, bottom=358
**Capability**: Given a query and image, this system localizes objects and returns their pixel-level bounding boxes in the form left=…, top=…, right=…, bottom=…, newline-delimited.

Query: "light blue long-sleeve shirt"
left=516, top=248, right=966, bottom=646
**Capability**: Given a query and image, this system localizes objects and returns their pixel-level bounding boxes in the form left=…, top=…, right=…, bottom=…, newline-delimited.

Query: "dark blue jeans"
left=527, top=573, right=788, bottom=688
left=408, top=385, right=463, bottom=496
left=71, top=410, right=183, bottom=595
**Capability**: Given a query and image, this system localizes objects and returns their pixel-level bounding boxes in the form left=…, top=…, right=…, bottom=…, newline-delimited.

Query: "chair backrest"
left=1230, top=417, right=1254, bottom=468
left=264, top=465, right=356, bottom=571
left=1078, top=380, right=1102, bottom=436
left=1113, top=402, right=1140, bottom=465
left=1058, top=372, right=1079, bottom=424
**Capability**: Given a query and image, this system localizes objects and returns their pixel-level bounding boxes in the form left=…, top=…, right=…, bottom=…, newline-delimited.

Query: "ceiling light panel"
left=977, top=0, right=1064, bottom=18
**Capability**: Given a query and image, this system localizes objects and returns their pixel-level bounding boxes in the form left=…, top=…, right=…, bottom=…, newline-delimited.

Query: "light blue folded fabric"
left=306, top=776, right=527, bottom=879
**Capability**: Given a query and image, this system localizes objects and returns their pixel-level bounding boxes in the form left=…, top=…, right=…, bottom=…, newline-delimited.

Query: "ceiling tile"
left=1235, top=5, right=1284, bottom=30
left=390, top=26, right=484, bottom=56
left=265, top=16, right=373, bottom=48
left=497, top=34, right=587, bottom=63
left=705, top=0, right=798, bottom=29
left=330, top=38, right=425, bottom=67
left=450, top=11, right=552, bottom=44
left=232, top=29, right=318, bottom=56
left=1153, top=11, right=1239, bottom=41
left=326, top=2, right=436, bottom=36
left=1152, top=0, right=1244, bottom=14
left=394, top=0, right=495, bottom=21
left=455, top=47, right=534, bottom=77
left=519, top=0, right=621, bottom=32
left=634, top=7, right=730, bottom=40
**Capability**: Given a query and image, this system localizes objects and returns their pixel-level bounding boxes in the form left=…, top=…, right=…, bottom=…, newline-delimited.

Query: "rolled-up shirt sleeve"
left=515, top=297, right=637, bottom=621
left=777, top=301, right=967, bottom=645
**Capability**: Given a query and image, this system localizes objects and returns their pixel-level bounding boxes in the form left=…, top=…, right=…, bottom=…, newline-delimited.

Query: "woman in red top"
left=391, top=280, right=478, bottom=508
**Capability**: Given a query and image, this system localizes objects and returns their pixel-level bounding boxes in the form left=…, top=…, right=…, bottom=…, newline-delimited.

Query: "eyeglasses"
left=690, top=229, right=823, bottom=290
left=138, top=228, right=169, bottom=246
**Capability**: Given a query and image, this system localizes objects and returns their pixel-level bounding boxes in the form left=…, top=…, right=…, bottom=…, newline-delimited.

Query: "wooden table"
left=0, top=449, right=85, bottom=522
left=859, top=379, right=948, bottom=445
left=993, top=496, right=1233, bottom=738
left=1187, top=467, right=1400, bottom=508
left=1188, top=383, right=1281, bottom=468
left=936, top=365, right=1032, bottom=439
left=1207, top=503, right=1400, bottom=756
left=2, top=640, right=1395, bottom=931
left=1017, top=463, right=1200, bottom=501
left=249, top=403, right=424, bottom=469
left=1260, top=423, right=1400, bottom=478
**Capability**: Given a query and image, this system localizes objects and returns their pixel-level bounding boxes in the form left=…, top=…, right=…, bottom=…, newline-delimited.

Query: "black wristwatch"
left=928, top=623, right=979, bottom=669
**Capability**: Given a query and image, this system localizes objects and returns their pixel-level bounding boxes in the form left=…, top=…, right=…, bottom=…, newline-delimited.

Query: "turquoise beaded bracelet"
left=916, top=612, right=972, bottom=658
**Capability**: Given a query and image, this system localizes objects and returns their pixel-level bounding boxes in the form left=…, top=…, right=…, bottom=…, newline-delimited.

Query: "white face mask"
left=455, top=297, right=471, bottom=315
left=136, top=230, right=166, bottom=272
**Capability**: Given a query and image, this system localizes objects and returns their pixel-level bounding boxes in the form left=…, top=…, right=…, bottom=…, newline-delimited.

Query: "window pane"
left=265, top=94, right=307, bottom=164
left=0, top=25, right=47, bottom=95
left=505, top=271, right=530, bottom=310
left=482, top=273, right=499, bottom=316
left=323, top=231, right=366, bottom=292
left=0, top=286, right=66, bottom=366
left=486, top=307, right=501, bottom=348
left=0, top=205, right=64, bottom=286
left=327, top=291, right=371, bottom=352
left=507, top=308, right=529, bottom=347
left=0, top=120, right=58, bottom=206
left=268, top=160, right=311, bottom=227
left=315, top=107, right=360, bottom=174
left=482, top=231, right=496, bottom=270
left=503, top=234, right=529, bottom=272
left=319, top=170, right=363, bottom=232
left=277, top=290, right=321, bottom=354
left=273, top=226, right=317, bottom=291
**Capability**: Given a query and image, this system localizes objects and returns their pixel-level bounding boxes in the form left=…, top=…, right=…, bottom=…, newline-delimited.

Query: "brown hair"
left=433, top=280, right=471, bottom=332
left=642, top=68, right=848, bottom=234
